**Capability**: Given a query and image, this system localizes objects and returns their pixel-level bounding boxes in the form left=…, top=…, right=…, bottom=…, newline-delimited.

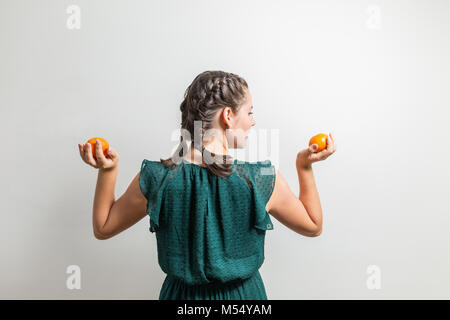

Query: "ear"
left=221, top=106, right=233, bottom=129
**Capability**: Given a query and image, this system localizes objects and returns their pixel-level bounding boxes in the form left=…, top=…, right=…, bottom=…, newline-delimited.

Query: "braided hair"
left=160, top=70, right=249, bottom=178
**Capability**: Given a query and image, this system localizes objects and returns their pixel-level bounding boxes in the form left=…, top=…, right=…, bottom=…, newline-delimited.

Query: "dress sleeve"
left=248, top=159, right=276, bottom=231
left=139, top=159, right=170, bottom=233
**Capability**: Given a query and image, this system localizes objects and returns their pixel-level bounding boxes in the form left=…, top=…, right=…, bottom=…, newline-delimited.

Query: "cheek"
left=237, top=117, right=251, bottom=130
left=246, top=118, right=253, bottom=130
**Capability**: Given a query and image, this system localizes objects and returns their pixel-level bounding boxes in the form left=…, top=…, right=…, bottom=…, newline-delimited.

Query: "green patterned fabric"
left=139, top=158, right=276, bottom=300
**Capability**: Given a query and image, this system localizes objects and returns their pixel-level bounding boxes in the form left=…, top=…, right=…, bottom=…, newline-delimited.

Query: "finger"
left=95, top=140, right=107, bottom=164
left=85, top=143, right=97, bottom=167
left=329, top=133, right=336, bottom=152
left=327, top=134, right=334, bottom=151
left=332, top=133, right=336, bottom=151
left=326, top=134, right=336, bottom=154
left=80, top=143, right=89, bottom=162
left=78, top=144, right=86, bottom=161
left=318, top=149, right=329, bottom=159
left=107, top=147, right=117, bottom=159
left=82, top=143, right=90, bottom=162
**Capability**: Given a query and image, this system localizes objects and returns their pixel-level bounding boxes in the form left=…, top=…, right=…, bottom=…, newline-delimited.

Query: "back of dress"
left=139, top=157, right=276, bottom=299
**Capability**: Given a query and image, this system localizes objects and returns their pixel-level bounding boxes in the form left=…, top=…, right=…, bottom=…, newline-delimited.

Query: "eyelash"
left=249, top=112, right=253, bottom=115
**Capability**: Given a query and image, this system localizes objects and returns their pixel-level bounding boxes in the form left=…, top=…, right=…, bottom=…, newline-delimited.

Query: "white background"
left=1, top=0, right=449, bottom=299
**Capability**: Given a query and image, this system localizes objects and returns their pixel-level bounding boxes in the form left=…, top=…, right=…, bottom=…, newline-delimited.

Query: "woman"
left=77, top=70, right=337, bottom=299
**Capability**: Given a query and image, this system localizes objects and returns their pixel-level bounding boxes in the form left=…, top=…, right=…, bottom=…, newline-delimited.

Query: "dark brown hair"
left=160, top=70, right=249, bottom=178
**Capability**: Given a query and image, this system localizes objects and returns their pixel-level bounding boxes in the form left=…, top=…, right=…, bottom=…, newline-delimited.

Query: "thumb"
left=108, top=148, right=116, bottom=158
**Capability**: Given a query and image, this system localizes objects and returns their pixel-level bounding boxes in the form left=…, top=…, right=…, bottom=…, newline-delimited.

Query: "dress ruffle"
left=139, top=159, right=179, bottom=233
left=140, top=159, right=276, bottom=233
left=234, top=159, right=276, bottom=231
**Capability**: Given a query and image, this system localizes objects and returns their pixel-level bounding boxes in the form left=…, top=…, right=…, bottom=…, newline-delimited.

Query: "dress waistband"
left=159, top=270, right=267, bottom=300
left=165, top=273, right=252, bottom=288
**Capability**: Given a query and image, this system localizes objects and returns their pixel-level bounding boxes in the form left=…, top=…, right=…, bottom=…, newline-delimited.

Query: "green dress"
left=139, top=157, right=276, bottom=300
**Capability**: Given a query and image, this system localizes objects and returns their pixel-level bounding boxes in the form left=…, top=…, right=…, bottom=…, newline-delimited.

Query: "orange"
left=309, top=133, right=328, bottom=153
left=87, top=137, right=109, bottom=161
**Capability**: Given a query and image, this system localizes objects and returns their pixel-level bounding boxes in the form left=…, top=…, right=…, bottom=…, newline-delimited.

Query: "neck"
left=203, top=136, right=229, bottom=155
left=185, top=136, right=229, bottom=164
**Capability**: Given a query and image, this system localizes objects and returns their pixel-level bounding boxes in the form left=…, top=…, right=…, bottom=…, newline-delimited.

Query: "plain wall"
left=1, top=0, right=449, bottom=299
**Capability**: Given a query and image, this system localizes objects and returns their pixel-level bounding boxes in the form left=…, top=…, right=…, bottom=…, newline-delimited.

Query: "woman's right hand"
left=296, top=133, right=336, bottom=169
left=78, top=140, right=119, bottom=170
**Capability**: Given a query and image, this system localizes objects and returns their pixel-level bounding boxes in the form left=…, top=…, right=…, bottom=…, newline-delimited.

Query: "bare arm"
left=92, top=167, right=117, bottom=238
left=78, top=141, right=147, bottom=240
left=93, top=169, right=147, bottom=240
left=266, top=165, right=322, bottom=237
left=266, top=133, right=336, bottom=236
left=297, top=164, right=322, bottom=234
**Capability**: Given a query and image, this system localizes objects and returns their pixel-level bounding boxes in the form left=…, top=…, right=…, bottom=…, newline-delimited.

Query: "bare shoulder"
left=133, top=171, right=148, bottom=202
left=112, top=170, right=148, bottom=218
left=266, top=169, right=293, bottom=213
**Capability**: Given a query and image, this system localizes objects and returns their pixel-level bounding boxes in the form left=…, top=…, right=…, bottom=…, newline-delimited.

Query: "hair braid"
left=160, top=70, right=249, bottom=178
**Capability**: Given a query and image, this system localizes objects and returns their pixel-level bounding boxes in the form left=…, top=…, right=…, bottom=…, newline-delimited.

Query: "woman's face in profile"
left=225, top=89, right=256, bottom=149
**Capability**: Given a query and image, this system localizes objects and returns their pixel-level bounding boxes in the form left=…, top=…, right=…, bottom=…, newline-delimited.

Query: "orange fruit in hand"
left=309, top=133, right=328, bottom=153
left=87, top=137, right=109, bottom=161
